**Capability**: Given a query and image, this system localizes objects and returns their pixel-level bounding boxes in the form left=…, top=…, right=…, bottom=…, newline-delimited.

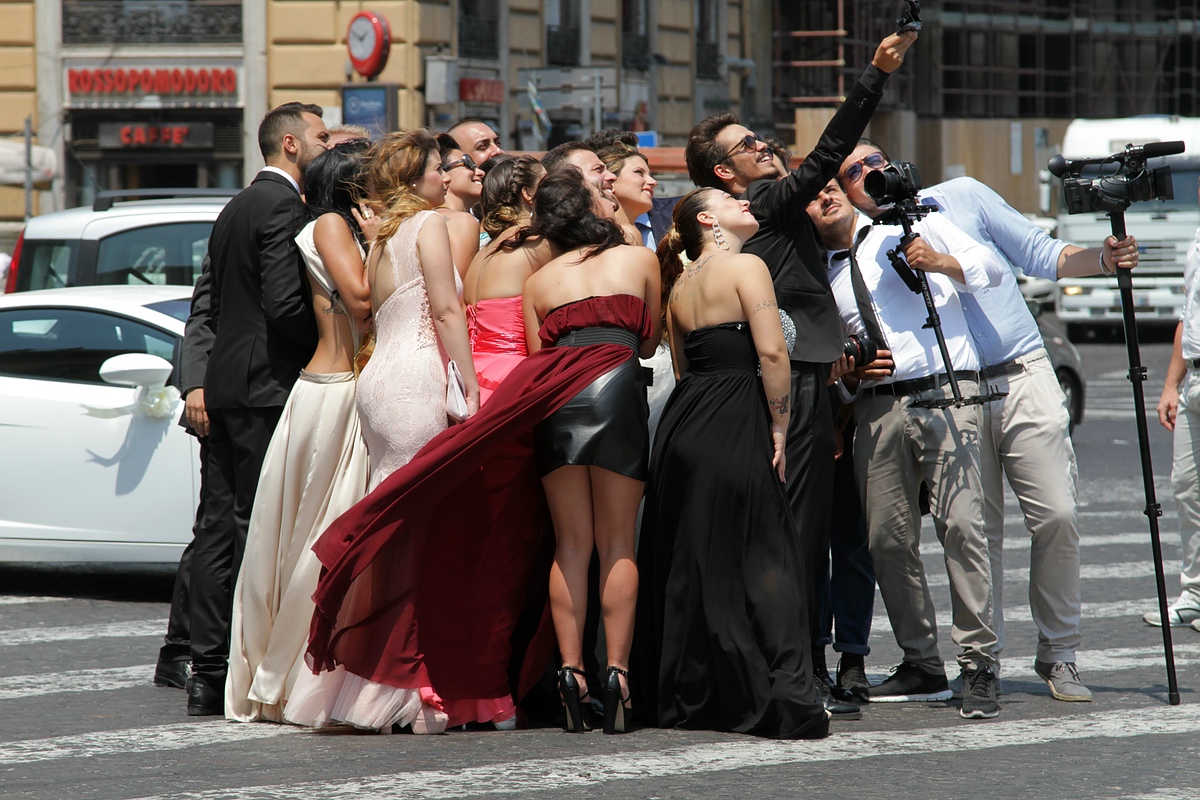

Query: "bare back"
left=463, top=227, right=553, bottom=305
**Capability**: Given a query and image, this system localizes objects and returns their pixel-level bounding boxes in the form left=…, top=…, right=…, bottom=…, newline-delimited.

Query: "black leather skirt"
left=534, top=327, right=649, bottom=480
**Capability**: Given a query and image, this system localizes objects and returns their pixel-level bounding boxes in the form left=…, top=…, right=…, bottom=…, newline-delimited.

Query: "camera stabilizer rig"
left=864, top=162, right=1006, bottom=410
left=1050, top=139, right=1186, bottom=705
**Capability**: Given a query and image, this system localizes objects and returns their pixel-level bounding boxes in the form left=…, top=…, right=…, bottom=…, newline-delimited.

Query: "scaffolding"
left=773, top=0, right=1200, bottom=132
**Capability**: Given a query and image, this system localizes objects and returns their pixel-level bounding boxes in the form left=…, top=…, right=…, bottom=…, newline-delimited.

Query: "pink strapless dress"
left=467, top=295, right=527, bottom=406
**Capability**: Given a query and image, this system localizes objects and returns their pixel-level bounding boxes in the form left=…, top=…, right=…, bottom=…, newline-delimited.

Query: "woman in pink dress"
left=462, top=155, right=548, bottom=405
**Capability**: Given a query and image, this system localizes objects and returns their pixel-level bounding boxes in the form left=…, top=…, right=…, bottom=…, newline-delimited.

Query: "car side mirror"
left=100, top=353, right=174, bottom=388
left=1025, top=299, right=1043, bottom=319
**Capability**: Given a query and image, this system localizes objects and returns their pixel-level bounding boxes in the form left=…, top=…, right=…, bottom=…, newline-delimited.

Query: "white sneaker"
left=1142, top=594, right=1200, bottom=627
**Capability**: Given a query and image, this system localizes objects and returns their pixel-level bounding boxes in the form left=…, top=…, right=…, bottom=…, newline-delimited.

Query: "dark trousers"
left=158, top=438, right=209, bottom=665
left=783, top=362, right=836, bottom=645
left=189, top=407, right=282, bottom=687
left=814, top=416, right=875, bottom=656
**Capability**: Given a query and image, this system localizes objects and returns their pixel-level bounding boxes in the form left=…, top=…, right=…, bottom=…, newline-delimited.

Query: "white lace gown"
left=285, top=210, right=460, bottom=731
left=225, top=219, right=371, bottom=723
left=354, top=210, right=458, bottom=490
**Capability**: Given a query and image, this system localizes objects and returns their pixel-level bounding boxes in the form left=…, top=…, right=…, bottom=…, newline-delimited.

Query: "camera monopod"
left=865, top=177, right=1006, bottom=410
left=1050, top=140, right=1186, bottom=705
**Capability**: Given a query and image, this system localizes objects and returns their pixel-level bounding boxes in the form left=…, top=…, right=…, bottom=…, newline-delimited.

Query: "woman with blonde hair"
left=632, top=188, right=829, bottom=740
left=286, top=128, right=480, bottom=734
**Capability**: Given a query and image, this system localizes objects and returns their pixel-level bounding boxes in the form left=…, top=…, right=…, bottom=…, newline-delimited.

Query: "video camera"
left=864, top=161, right=924, bottom=208
left=1048, top=141, right=1182, bottom=215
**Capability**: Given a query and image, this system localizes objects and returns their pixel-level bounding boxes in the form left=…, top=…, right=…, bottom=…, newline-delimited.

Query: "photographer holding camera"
left=918, top=175, right=1136, bottom=704
left=827, top=140, right=1010, bottom=719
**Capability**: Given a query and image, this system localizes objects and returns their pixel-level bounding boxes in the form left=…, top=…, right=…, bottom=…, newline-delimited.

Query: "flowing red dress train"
left=302, top=295, right=654, bottom=727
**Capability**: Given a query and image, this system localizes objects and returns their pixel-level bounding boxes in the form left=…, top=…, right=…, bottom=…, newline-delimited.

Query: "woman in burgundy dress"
left=301, top=169, right=660, bottom=735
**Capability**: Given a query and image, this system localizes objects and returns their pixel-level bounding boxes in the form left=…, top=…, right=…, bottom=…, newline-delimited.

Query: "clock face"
left=348, top=17, right=376, bottom=61
left=347, top=12, right=390, bottom=78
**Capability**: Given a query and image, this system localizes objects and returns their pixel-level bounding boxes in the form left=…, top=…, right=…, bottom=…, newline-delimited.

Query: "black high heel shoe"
left=557, top=666, right=591, bottom=733
left=602, top=666, right=632, bottom=735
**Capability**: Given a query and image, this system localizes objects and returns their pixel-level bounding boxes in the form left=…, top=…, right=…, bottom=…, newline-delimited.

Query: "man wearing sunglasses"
left=842, top=139, right=1139, bottom=708
left=682, top=29, right=917, bottom=722
left=829, top=147, right=1010, bottom=719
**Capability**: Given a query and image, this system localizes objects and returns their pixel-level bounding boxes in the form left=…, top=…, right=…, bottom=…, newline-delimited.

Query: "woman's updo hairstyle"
left=595, top=142, right=641, bottom=177
left=656, top=188, right=717, bottom=304
left=363, top=128, right=439, bottom=244
left=479, top=154, right=544, bottom=239
left=501, top=168, right=626, bottom=260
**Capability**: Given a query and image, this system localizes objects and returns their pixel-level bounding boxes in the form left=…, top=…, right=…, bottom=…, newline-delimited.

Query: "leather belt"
left=865, top=370, right=981, bottom=397
left=555, top=326, right=640, bottom=350
left=981, top=359, right=1025, bottom=380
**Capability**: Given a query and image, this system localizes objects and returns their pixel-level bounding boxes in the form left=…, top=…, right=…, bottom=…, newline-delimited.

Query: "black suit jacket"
left=199, top=171, right=316, bottom=409
left=741, top=67, right=886, bottom=364
left=647, top=195, right=680, bottom=246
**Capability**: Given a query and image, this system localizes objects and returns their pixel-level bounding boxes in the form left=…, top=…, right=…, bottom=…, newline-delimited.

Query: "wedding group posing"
left=153, top=22, right=1138, bottom=738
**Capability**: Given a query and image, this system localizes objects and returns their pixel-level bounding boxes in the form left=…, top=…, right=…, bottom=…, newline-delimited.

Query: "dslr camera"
left=1049, top=141, right=1181, bottom=216
left=843, top=333, right=878, bottom=366
left=864, top=161, right=924, bottom=207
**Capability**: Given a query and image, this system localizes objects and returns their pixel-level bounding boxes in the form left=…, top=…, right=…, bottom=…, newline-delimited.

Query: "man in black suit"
left=185, top=102, right=329, bottom=715
left=681, top=31, right=916, bottom=720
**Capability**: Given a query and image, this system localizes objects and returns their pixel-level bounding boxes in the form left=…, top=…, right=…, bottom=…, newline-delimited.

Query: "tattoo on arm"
left=768, top=394, right=791, bottom=415
left=753, top=298, right=778, bottom=315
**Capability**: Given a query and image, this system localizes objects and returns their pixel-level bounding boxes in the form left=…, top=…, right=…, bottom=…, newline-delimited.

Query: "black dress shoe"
left=813, top=650, right=855, bottom=703
left=816, top=682, right=863, bottom=721
left=153, top=659, right=190, bottom=690
left=186, top=676, right=224, bottom=716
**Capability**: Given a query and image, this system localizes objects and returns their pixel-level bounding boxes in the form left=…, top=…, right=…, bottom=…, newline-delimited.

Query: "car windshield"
left=144, top=299, right=190, bottom=322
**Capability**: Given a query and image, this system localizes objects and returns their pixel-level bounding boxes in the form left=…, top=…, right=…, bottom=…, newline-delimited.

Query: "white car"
left=0, top=285, right=197, bottom=563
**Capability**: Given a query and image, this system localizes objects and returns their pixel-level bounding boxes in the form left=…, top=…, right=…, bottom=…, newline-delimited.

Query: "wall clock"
left=347, top=11, right=390, bottom=79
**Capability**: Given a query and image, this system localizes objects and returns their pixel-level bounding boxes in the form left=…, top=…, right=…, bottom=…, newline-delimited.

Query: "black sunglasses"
left=843, top=153, right=888, bottom=184
left=445, top=154, right=479, bottom=172
left=719, top=133, right=768, bottom=163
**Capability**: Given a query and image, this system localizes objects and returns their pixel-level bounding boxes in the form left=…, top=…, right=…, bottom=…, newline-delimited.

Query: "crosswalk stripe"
left=0, top=619, right=167, bottom=647
left=872, top=596, right=1169, bottom=633
left=920, top=531, right=1176, bottom=556
left=923, top=559, right=1182, bottom=588
left=0, top=665, right=154, bottom=700
left=117, top=706, right=1200, bottom=800
left=0, top=596, right=71, bottom=607
left=0, top=720, right=299, bottom=766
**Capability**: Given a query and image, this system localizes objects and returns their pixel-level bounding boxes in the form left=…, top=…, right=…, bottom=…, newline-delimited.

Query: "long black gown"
left=632, top=322, right=829, bottom=739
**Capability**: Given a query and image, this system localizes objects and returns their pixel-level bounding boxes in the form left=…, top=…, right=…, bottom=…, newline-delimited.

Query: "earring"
left=712, top=220, right=729, bottom=250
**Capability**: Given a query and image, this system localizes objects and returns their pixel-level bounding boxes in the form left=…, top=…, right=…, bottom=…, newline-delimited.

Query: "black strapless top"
left=682, top=322, right=758, bottom=376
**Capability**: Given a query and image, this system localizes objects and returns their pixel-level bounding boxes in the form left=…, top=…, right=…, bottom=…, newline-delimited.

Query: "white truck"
left=1055, top=116, right=1200, bottom=337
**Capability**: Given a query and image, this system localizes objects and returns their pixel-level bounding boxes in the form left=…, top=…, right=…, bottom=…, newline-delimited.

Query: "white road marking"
left=0, top=596, right=71, bottom=606
left=118, top=706, right=1200, bottom=800
left=923, top=559, right=1182, bottom=588
left=0, top=664, right=155, bottom=700
left=0, top=619, right=167, bottom=647
left=919, top=531, right=1175, bottom=556
left=1001, top=642, right=1200, bottom=679
left=0, top=720, right=301, bottom=766
left=872, top=596, right=1173, bottom=633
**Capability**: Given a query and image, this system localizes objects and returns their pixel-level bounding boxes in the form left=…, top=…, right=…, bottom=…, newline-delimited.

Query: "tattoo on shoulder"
left=753, top=298, right=778, bottom=314
left=768, top=394, right=790, bottom=415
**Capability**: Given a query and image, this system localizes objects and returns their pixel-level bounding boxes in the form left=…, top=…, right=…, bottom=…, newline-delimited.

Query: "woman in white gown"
left=225, top=139, right=375, bottom=722
left=285, top=129, right=482, bottom=734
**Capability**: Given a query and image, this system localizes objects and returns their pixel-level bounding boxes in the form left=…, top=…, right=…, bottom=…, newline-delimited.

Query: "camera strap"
left=845, top=225, right=891, bottom=351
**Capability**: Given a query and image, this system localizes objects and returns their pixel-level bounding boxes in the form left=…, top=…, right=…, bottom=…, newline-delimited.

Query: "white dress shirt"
left=828, top=212, right=1007, bottom=385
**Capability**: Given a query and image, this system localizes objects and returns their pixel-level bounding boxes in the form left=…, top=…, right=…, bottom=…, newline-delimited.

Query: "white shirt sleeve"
left=918, top=212, right=1007, bottom=293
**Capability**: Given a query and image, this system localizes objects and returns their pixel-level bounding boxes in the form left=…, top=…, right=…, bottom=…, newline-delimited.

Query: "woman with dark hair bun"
left=225, top=138, right=374, bottom=723
left=299, top=167, right=660, bottom=737
left=631, top=187, right=830, bottom=740
left=434, top=132, right=485, bottom=279
left=462, top=155, right=547, bottom=405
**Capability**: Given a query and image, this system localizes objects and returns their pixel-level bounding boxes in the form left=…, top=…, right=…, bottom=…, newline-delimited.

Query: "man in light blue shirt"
left=920, top=175, right=1139, bottom=702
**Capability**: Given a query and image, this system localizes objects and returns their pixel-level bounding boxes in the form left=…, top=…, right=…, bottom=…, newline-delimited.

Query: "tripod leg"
left=1111, top=210, right=1180, bottom=705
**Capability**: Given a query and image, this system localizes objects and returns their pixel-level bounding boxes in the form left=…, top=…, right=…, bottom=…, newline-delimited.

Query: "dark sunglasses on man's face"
left=720, top=133, right=767, bottom=163
left=445, top=154, right=479, bottom=172
left=842, top=153, right=888, bottom=184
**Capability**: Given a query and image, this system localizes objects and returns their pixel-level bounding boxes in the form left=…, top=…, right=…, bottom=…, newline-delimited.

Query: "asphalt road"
left=2, top=324, right=1200, bottom=800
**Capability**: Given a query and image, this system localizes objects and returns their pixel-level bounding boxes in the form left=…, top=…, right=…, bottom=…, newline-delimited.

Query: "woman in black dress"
left=632, top=188, right=830, bottom=739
